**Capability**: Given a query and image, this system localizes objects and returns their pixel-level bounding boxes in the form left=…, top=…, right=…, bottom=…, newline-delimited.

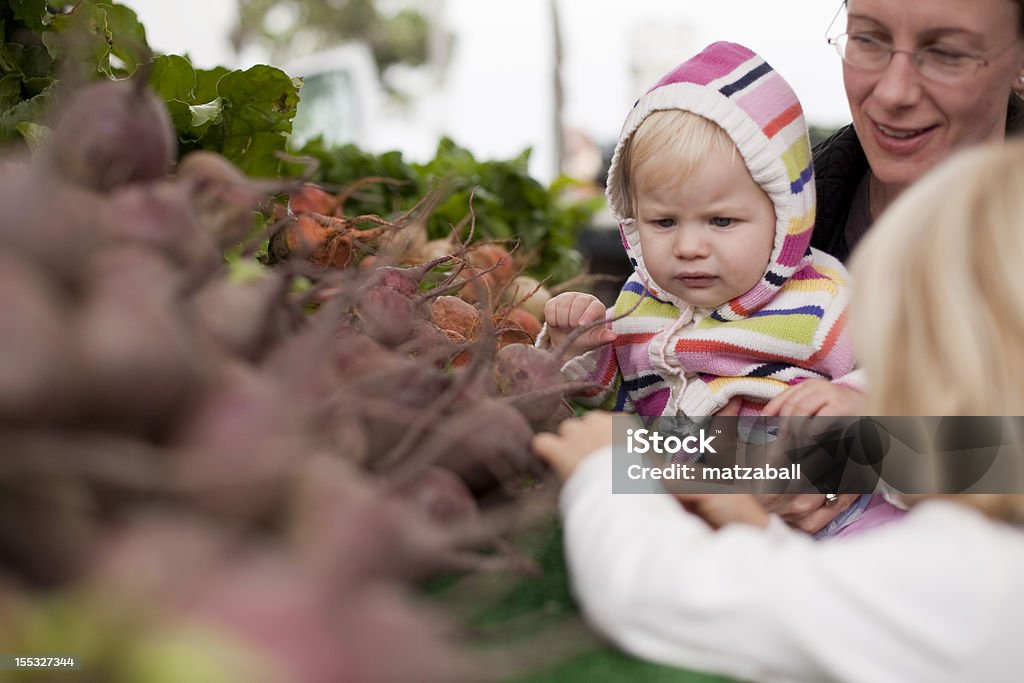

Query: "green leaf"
left=149, top=54, right=196, bottom=102
left=9, top=0, right=48, bottom=33
left=95, top=2, right=148, bottom=76
left=0, top=83, right=53, bottom=145
left=15, top=120, right=47, bottom=151
left=215, top=65, right=298, bottom=176
left=221, top=130, right=290, bottom=177
left=218, top=65, right=298, bottom=135
left=44, top=2, right=112, bottom=78
left=1, top=43, right=54, bottom=86
left=193, top=66, right=229, bottom=103
left=0, top=74, right=21, bottom=111
left=163, top=99, right=194, bottom=139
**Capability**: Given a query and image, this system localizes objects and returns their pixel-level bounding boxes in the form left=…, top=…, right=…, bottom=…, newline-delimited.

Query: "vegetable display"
left=0, top=44, right=599, bottom=683
left=0, top=3, right=734, bottom=681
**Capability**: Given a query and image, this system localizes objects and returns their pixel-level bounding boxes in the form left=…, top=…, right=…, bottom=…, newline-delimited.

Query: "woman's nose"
left=868, top=51, right=925, bottom=110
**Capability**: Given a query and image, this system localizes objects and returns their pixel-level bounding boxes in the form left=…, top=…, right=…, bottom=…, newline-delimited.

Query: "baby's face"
left=634, top=144, right=776, bottom=309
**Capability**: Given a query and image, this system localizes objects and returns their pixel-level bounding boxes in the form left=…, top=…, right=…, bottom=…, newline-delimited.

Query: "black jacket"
left=810, top=96, right=1024, bottom=263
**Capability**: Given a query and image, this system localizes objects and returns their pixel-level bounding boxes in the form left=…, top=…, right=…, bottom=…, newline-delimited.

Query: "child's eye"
left=654, top=218, right=676, bottom=229
left=710, top=217, right=733, bottom=228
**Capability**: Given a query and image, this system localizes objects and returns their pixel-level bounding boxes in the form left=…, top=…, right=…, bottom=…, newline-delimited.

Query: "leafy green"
left=0, top=1, right=299, bottom=175
left=147, top=57, right=300, bottom=177
left=41, top=1, right=148, bottom=80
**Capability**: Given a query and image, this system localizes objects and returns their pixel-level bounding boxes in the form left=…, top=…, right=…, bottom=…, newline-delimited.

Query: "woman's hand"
left=755, top=493, right=860, bottom=534
left=532, top=410, right=621, bottom=481
left=758, top=381, right=865, bottom=532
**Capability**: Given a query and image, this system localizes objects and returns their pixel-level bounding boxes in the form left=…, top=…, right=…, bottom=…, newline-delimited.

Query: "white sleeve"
left=560, top=447, right=1024, bottom=683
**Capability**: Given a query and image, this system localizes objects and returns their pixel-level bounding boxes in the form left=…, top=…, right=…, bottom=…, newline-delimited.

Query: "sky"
left=123, top=0, right=852, bottom=182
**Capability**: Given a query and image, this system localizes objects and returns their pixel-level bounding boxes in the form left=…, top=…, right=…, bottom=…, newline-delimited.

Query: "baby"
left=543, top=42, right=902, bottom=538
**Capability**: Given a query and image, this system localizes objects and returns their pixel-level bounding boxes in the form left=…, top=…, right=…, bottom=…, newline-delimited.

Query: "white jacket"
left=561, top=447, right=1024, bottom=683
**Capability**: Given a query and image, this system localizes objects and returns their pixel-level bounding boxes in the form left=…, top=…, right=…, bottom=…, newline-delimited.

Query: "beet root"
left=388, top=397, right=540, bottom=497
left=390, top=465, right=480, bottom=527
left=355, top=284, right=417, bottom=347
left=74, top=247, right=205, bottom=432
left=102, top=180, right=223, bottom=281
left=45, top=77, right=177, bottom=193
left=0, top=168, right=104, bottom=285
left=0, top=252, right=78, bottom=424
left=493, top=342, right=567, bottom=426
left=177, top=150, right=268, bottom=248
left=193, top=270, right=291, bottom=361
left=430, top=295, right=480, bottom=341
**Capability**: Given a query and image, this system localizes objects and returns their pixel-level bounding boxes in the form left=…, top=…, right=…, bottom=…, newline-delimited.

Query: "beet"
left=193, top=270, right=291, bottom=361
left=102, top=180, right=223, bottom=281
left=289, top=455, right=455, bottom=582
left=45, top=77, right=176, bottom=193
left=74, top=247, right=205, bottom=432
left=0, top=253, right=78, bottom=424
left=388, top=396, right=539, bottom=497
left=288, top=183, right=339, bottom=215
left=172, top=363, right=314, bottom=521
left=391, top=465, right=480, bottom=527
left=355, top=284, right=417, bottom=347
left=430, top=295, right=480, bottom=341
left=177, top=150, right=269, bottom=248
left=493, top=342, right=566, bottom=425
left=465, top=242, right=516, bottom=287
left=400, top=319, right=458, bottom=365
left=0, top=168, right=104, bottom=285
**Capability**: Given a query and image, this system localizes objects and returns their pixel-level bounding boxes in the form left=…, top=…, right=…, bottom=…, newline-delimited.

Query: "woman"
left=762, top=0, right=1024, bottom=532
left=532, top=139, right=1024, bottom=683
left=812, top=0, right=1024, bottom=262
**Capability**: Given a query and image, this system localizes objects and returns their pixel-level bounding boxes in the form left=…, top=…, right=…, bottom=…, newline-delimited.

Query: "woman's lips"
left=870, top=119, right=938, bottom=155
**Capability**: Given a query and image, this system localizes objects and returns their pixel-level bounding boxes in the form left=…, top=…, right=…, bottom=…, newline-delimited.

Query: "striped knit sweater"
left=561, top=42, right=862, bottom=421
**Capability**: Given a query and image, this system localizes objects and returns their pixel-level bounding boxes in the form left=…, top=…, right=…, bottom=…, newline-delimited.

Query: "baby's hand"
left=543, top=292, right=616, bottom=356
left=532, top=410, right=620, bottom=480
left=761, top=379, right=864, bottom=417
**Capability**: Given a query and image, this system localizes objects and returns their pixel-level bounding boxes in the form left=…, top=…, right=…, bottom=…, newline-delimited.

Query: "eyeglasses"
left=828, top=33, right=1001, bottom=85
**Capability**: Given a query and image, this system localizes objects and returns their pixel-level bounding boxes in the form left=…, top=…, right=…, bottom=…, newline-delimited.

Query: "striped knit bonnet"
left=606, top=41, right=816, bottom=320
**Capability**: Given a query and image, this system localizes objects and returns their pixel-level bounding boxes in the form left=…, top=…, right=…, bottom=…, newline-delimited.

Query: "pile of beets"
left=0, top=71, right=591, bottom=682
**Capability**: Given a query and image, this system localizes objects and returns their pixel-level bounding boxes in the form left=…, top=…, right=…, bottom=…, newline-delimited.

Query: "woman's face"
left=843, top=0, right=1024, bottom=193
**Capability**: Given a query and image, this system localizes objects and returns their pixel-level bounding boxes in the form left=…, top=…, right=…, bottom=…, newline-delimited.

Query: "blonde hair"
left=851, top=140, right=1024, bottom=416
left=850, top=139, right=1024, bottom=523
left=617, top=110, right=736, bottom=219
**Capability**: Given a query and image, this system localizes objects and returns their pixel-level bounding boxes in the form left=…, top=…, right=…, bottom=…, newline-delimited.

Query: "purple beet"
left=0, top=252, right=78, bottom=424
left=74, top=246, right=205, bottom=432
left=493, top=343, right=566, bottom=426
left=44, top=76, right=177, bottom=193
left=102, top=180, right=223, bottom=282
left=193, top=270, right=291, bottom=361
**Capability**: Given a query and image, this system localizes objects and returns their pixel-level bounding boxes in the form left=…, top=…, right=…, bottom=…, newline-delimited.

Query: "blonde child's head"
left=617, top=110, right=737, bottom=221
left=603, top=42, right=817, bottom=314
left=850, top=138, right=1024, bottom=523
left=851, top=139, right=1024, bottom=416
